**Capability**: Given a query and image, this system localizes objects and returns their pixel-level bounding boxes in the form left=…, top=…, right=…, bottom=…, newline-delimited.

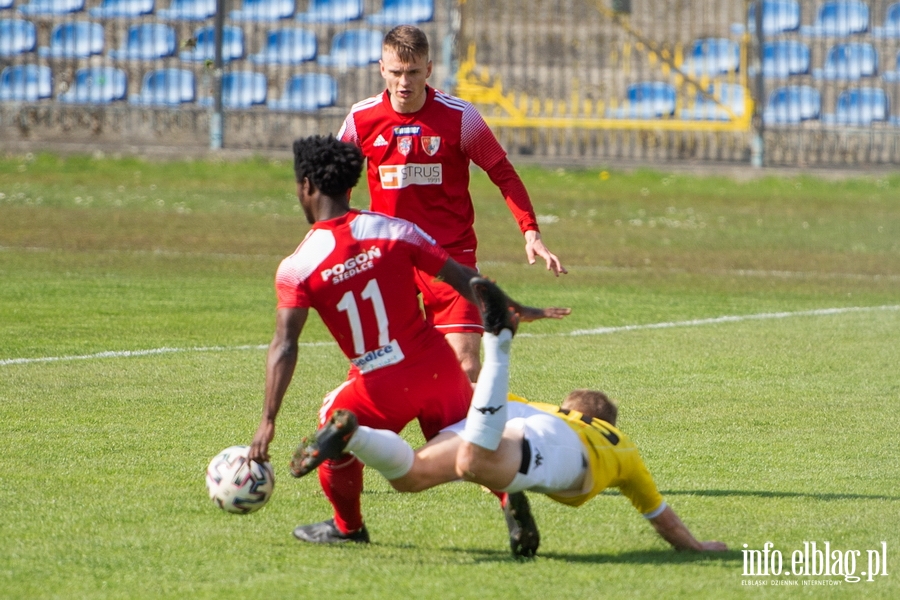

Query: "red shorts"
left=414, top=255, right=483, bottom=335
left=318, top=339, right=472, bottom=440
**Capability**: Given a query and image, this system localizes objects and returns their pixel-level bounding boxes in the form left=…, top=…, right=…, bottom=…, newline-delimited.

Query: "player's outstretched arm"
left=524, top=230, right=567, bottom=276
left=436, top=260, right=571, bottom=323
left=249, top=307, right=309, bottom=464
left=648, top=505, right=727, bottom=552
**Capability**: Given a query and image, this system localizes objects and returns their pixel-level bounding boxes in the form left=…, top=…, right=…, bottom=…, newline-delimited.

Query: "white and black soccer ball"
left=206, top=445, right=274, bottom=514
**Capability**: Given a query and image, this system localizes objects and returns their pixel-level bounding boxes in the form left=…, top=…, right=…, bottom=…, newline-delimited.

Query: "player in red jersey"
left=248, top=136, right=570, bottom=545
left=337, top=24, right=567, bottom=383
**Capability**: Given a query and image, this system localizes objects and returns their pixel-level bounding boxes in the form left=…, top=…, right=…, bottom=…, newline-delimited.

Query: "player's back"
left=275, top=210, right=450, bottom=373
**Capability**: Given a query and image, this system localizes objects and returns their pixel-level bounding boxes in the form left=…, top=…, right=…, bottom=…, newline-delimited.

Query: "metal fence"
left=2, top=0, right=900, bottom=166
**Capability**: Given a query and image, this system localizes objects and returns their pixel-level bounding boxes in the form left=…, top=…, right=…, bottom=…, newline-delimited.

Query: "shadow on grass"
left=433, top=546, right=742, bottom=565
left=658, top=489, right=900, bottom=502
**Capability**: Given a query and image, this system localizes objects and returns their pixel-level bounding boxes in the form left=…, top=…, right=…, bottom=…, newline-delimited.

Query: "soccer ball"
left=206, top=445, right=274, bottom=514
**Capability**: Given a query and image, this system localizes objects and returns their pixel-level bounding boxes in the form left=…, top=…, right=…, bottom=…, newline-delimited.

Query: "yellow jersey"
left=510, top=395, right=665, bottom=516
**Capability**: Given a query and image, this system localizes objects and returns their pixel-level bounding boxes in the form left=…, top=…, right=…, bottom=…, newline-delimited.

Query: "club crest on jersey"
left=397, top=136, right=413, bottom=156
left=421, top=136, right=441, bottom=156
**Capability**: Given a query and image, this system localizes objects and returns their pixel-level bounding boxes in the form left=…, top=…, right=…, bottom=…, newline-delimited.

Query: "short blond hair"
left=383, top=25, right=429, bottom=63
left=561, top=389, right=618, bottom=425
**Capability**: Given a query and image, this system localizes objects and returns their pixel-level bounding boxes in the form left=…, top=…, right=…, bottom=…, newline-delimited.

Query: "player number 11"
left=336, top=278, right=390, bottom=356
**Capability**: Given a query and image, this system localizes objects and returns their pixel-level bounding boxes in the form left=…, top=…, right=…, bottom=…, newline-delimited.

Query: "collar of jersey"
left=312, top=209, right=359, bottom=231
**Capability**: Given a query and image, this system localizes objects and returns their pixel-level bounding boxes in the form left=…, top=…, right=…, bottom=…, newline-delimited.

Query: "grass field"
left=1, top=153, right=898, bottom=599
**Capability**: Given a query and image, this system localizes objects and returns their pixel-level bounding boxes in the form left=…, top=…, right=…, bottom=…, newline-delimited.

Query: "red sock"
left=492, top=489, right=507, bottom=507
left=318, top=455, right=365, bottom=533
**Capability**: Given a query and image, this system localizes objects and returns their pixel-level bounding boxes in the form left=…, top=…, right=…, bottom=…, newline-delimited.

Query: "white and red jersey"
left=275, top=209, right=450, bottom=373
left=337, top=86, right=538, bottom=259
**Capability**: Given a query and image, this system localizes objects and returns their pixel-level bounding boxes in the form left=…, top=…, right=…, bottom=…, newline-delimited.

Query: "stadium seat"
left=366, top=0, right=433, bottom=25
left=230, top=0, right=294, bottom=21
left=882, top=50, right=900, bottom=81
left=59, top=66, right=127, bottom=103
left=0, top=0, right=11, bottom=9
left=679, top=38, right=740, bottom=77
left=199, top=71, right=267, bottom=108
left=248, top=28, right=317, bottom=64
left=38, top=21, right=104, bottom=58
left=89, top=0, right=153, bottom=17
left=129, top=68, right=195, bottom=105
left=762, top=85, right=821, bottom=124
left=751, top=40, right=810, bottom=78
left=0, top=18, right=36, bottom=56
left=157, top=0, right=215, bottom=20
left=108, top=23, right=176, bottom=60
left=872, top=2, right=900, bottom=37
left=0, top=64, right=52, bottom=101
left=813, top=42, right=877, bottom=80
left=179, top=25, right=244, bottom=62
left=821, top=86, right=888, bottom=125
left=606, top=81, right=677, bottom=119
left=295, top=0, right=362, bottom=23
left=731, top=0, right=801, bottom=36
left=801, top=1, right=869, bottom=36
left=317, top=28, right=383, bottom=67
left=268, top=72, right=337, bottom=110
left=17, top=0, right=83, bottom=15
left=680, top=83, right=746, bottom=121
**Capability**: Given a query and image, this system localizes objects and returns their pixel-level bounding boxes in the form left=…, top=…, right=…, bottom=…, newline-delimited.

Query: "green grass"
left=1, top=154, right=898, bottom=598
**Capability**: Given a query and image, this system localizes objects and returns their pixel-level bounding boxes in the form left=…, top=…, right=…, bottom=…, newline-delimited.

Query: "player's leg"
left=443, top=332, right=482, bottom=383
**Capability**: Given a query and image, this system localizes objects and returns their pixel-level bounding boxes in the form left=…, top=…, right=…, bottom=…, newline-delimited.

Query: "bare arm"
left=248, top=307, right=309, bottom=464
left=435, top=260, right=572, bottom=322
left=648, top=505, right=727, bottom=552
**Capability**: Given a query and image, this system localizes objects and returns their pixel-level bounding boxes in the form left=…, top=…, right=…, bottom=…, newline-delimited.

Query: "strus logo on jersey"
left=422, top=136, right=441, bottom=156
left=379, top=163, right=443, bottom=189
left=397, top=136, right=413, bottom=156
left=320, top=245, right=382, bottom=284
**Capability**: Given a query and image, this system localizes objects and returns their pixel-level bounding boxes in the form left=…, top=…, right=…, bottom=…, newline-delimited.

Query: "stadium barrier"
left=1, top=0, right=900, bottom=165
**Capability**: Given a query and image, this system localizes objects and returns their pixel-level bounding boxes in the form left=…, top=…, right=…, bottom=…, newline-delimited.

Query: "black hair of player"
left=292, top=135, right=364, bottom=198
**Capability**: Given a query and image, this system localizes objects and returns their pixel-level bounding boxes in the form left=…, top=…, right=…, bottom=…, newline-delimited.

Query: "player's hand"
left=512, top=301, right=572, bottom=323
left=249, top=421, right=275, bottom=464
left=699, top=541, right=728, bottom=552
left=524, top=230, right=567, bottom=276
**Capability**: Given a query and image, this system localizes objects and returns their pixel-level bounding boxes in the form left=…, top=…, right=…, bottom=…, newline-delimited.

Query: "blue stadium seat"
left=295, top=0, right=362, bottom=23
left=872, top=2, right=900, bottom=37
left=179, top=25, right=244, bottom=62
left=763, top=85, right=821, bottom=124
left=606, top=81, right=677, bottom=119
left=731, top=0, right=801, bottom=36
left=230, top=0, right=293, bottom=21
left=0, top=64, right=52, bottom=101
left=366, top=0, right=433, bottom=25
left=108, top=23, right=176, bottom=60
left=129, top=68, right=195, bottom=105
left=38, top=21, right=104, bottom=58
left=89, top=0, right=153, bottom=17
left=801, top=1, right=869, bottom=36
left=882, top=50, right=900, bottom=81
left=821, top=87, right=888, bottom=125
left=813, top=42, right=877, bottom=80
left=0, top=0, right=12, bottom=9
left=59, top=66, right=127, bottom=103
left=317, top=28, right=382, bottom=68
left=680, top=83, right=746, bottom=121
left=679, top=38, right=740, bottom=77
left=157, top=0, right=215, bottom=20
left=0, top=18, right=36, bottom=56
left=268, top=72, right=337, bottom=110
left=199, top=71, right=267, bottom=108
left=248, top=28, right=317, bottom=64
left=17, top=0, right=83, bottom=15
left=753, top=40, right=810, bottom=78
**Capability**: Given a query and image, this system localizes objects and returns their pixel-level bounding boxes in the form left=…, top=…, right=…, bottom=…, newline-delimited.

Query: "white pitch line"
left=2, top=305, right=898, bottom=366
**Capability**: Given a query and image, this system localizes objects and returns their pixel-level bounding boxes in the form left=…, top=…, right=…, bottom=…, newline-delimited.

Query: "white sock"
left=345, top=426, right=414, bottom=480
left=460, top=329, right=513, bottom=451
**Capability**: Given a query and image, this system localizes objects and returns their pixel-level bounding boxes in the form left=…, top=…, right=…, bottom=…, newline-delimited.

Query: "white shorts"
left=442, top=404, right=587, bottom=495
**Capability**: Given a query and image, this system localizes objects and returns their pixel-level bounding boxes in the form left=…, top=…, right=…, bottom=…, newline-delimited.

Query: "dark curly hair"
left=292, top=135, right=364, bottom=198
